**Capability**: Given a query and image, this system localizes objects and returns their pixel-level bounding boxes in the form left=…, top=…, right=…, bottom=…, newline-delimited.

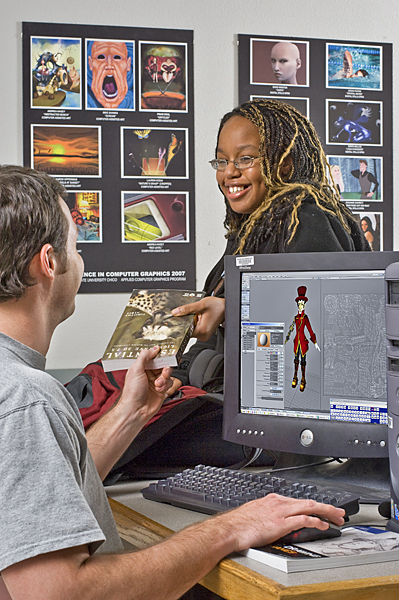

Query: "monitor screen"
left=223, top=251, right=399, bottom=461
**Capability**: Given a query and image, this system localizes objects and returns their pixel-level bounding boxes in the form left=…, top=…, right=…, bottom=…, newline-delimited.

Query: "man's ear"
left=279, top=154, right=294, bottom=178
left=30, top=244, right=57, bottom=282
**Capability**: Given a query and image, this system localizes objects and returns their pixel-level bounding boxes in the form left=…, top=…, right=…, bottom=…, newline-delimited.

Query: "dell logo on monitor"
left=300, top=429, right=314, bottom=447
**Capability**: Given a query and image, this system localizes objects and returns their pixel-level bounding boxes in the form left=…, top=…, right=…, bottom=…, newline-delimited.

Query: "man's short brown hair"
left=0, top=165, right=69, bottom=300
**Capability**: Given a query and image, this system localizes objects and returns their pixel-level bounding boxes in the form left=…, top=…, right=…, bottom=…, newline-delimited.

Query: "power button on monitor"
left=300, top=429, right=314, bottom=447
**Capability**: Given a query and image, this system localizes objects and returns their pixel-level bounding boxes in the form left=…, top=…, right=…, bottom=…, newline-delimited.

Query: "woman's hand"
left=165, top=377, right=183, bottom=397
left=171, top=297, right=225, bottom=341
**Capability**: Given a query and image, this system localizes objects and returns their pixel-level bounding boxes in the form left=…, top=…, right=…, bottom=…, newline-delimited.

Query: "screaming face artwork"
left=87, top=40, right=133, bottom=109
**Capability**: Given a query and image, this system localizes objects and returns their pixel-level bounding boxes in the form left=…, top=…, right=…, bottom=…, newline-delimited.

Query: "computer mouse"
left=275, top=523, right=342, bottom=545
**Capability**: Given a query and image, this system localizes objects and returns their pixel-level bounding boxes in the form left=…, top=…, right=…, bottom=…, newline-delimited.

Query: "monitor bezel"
left=223, top=251, right=399, bottom=459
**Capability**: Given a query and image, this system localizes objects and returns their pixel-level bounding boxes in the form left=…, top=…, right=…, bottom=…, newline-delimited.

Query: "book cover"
left=242, top=527, right=399, bottom=573
left=102, top=289, right=205, bottom=370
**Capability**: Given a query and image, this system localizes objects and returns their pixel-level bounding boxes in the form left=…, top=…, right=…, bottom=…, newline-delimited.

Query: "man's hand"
left=86, top=346, right=172, bottom=480
left=216, top=494, right=346, bottom=553
left=118, top=346, right=173, bottom=427
left=171, top=297, right=225, bottom=341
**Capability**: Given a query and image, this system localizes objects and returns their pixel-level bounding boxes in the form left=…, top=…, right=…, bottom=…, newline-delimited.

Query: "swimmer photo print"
left=30, top=36, right=82, bottom=110
left=86, top=39, right=135, bottom=111
left=250, top=38, right=309, bottom=87
left=326, top=43, right=382, bottom=91
left=121, top=127, right=188, bottom=179
left=326, top=100, right=382, bottom=146
left=139, top=41, right=188, bottom=112
left=327, top=155, right=383, bottom=202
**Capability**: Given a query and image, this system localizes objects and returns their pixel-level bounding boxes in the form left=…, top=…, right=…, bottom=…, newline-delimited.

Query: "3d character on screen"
left=87, top=40, right=132, bottom=109
left=285, top=286, right=320, bottom=392
left=270, top=42, right=302, bottom=85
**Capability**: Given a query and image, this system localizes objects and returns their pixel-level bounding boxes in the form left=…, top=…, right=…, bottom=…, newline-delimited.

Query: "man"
left=87, top=40, right=132, bottom=109
left=0, top=166, right=344, bottom=600
left=71, top=207, right=99, bottom=241
left=270, top=41, right=302, bottom=85
left=351, top=159, right=379, bottom=199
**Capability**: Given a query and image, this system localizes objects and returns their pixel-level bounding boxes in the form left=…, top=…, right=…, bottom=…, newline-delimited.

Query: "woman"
left=107, top=99, right=369, bottom=477
left=330, top=164, right=345, bottom=197
left=169, top=98, right=369, bottom=396
left=360, top=215, right=378, bottom=250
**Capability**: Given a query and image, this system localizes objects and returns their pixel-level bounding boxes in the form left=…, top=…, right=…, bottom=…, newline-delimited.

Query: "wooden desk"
left=109, top=495, right=399, bottom=600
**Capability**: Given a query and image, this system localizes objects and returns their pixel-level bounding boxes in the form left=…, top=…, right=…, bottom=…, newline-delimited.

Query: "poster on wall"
left=238, top=35, right=392, bottom=252
left=22, top=22, right=195, bottom=292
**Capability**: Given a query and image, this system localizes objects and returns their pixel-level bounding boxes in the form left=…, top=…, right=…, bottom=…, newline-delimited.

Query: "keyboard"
left=141, top=464, right=360, bottom=516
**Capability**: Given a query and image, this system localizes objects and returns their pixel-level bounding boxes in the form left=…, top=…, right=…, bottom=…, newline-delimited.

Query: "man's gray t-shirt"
left=0, top=332, right=123, bottom=572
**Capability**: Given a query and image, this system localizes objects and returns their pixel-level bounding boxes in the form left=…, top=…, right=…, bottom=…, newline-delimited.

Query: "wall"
left=1, top=0, right=396, bottom=375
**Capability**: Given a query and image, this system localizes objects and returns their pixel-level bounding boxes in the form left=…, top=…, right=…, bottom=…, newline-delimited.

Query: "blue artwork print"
left=328, top=101, right=382, bottom=145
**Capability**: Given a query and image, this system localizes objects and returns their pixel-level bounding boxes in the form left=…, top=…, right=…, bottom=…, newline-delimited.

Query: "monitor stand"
left=268, top=452, right=390, bottom=504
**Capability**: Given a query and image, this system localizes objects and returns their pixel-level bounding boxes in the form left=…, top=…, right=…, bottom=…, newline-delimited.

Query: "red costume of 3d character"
left=285, top=286, right=318, bottom=392
left=293, top=312, right=316, bottom=357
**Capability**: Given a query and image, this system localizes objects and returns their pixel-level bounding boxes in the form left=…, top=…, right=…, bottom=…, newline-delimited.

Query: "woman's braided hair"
left=217, top=98, right=355, bottom=254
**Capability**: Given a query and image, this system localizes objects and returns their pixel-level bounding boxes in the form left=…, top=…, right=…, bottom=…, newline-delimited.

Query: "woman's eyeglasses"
left=209, top=156, right=259, bottom=171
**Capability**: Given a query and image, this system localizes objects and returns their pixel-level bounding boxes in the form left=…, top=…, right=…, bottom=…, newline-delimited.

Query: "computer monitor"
left=223, top=251, right=399, bottom=500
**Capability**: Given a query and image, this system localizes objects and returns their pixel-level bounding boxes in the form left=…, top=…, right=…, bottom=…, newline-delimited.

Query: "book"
left=241, top=527, right=399, bottom=573
left=102, top=289, right=205, bottom=371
